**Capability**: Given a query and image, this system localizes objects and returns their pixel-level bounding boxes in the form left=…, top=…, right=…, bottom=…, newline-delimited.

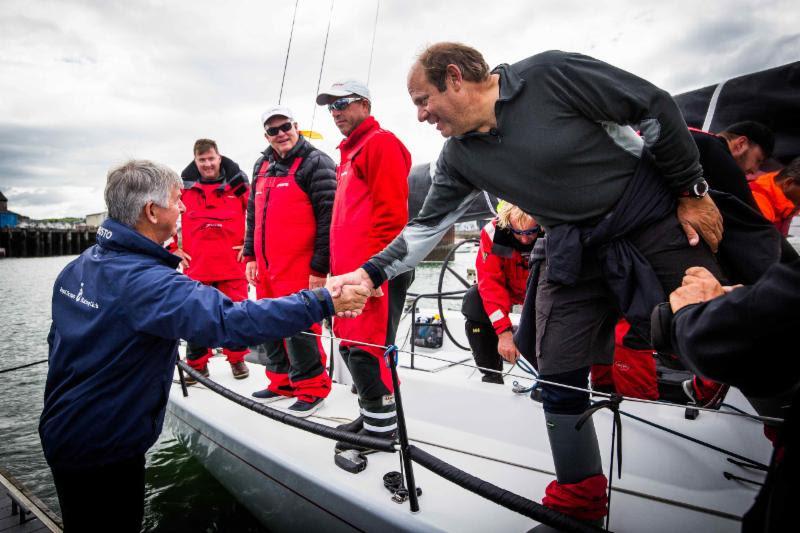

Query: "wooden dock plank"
left=0, top=470, right=61, bottom=533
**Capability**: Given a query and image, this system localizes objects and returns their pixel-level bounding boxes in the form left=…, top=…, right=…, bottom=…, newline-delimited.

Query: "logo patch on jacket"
left=59, top=282, right=100, bottom=309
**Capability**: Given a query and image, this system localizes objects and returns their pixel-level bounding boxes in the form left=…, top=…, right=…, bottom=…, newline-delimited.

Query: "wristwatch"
left=680, top=178, right=709, bottom=199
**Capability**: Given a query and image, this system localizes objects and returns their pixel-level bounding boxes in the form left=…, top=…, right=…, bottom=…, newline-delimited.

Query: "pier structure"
left=0, top=228, right=96, bottom=258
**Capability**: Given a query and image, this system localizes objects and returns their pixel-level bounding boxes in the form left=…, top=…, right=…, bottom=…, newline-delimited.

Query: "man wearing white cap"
left=316, top=80, right=413, bottom=449
left=242, top=105, right=337, bottom=417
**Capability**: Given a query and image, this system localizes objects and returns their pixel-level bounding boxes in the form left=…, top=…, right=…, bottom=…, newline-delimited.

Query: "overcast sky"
left=1, top=0, right=798, bottom=218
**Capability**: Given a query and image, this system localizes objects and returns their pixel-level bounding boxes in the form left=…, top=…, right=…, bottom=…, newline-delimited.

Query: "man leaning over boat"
left=39, top=159, right=369, bottom=533
left=329, top=42, right=730, bottom=525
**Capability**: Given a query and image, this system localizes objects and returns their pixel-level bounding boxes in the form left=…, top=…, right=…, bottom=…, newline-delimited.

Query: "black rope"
left=723, top=471, right=764, bottom=487
left=618, top=408, right=768, bottom=469
left=407, top=445, right=607, bottom=532
left=178, top=361, right=395, bottom=452
left=278, top=0, right=300, bottom=105
left=0, top=359, right=48, bottom=374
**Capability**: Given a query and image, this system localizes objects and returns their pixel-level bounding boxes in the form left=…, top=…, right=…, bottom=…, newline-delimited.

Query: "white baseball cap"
left=316, top=79, right=371, bottom=105
left=261, top=105, right=295, bottom=127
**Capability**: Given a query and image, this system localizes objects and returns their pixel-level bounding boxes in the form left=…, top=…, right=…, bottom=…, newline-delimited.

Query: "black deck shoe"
left=286, top=397, right=325, bottom=418
left=481, top=373, right=504, bottom=385
left=184, top=366, right=209, bottom=386
left=336, top=415, right=364, bottom=433
left=251, top=389, right=289, bottom=404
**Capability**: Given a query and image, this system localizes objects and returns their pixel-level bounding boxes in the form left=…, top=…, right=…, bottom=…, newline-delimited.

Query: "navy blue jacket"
left=40, top=218, right=334, bottom=469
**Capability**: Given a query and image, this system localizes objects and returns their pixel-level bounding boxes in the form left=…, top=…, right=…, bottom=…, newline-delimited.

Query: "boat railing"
left=175, top=359, right=606, bottom=533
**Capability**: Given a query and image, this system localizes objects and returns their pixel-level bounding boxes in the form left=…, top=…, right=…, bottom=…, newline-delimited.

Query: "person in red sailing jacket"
left=175, top=139, right=250, bottom=381
left=242, top=106, right=337, bottom=417
left=461, top=203, right=539, bottom=384
left=315, top=80, right=414, bottom=450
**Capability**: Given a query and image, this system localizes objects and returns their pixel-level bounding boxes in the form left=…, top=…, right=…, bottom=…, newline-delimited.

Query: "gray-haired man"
left=39, top=159, right=368, bottom=532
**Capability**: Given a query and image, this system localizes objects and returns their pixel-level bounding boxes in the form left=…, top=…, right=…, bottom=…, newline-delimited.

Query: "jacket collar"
left=97, top=219, right=181, bottom=269
left=454, top=64, right=525, bottom=141
left=338, top=116, right=379, bottom=153
left=266, top=135, right=307, bottom=164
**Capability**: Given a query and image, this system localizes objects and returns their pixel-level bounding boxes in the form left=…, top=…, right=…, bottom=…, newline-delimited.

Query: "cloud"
left=0, top=0, right=797, bottom=219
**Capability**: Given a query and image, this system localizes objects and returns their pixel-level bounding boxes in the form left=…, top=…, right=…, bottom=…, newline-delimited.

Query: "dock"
left=0, top=468, right=61, bottom=533
left=0, top=227, right=95, bottom=258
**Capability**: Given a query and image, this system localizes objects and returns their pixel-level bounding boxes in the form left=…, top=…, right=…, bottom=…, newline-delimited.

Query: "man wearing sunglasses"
left=461, top=203, right=539, bottom=384
left=315, top=80, right=413, bottom=451
left=242, top=105, right=337, bottom=417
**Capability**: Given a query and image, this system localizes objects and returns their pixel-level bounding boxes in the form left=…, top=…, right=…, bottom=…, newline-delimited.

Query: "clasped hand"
left=326, top=268, right=383, bottom=318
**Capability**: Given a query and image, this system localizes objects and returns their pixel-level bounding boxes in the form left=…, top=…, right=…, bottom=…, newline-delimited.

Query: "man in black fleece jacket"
left=242, top=105, right=337, bottom=417
left=332, top=43, right=726, bottom=523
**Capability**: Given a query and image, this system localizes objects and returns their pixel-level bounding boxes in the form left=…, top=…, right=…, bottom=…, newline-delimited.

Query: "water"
left=0, top=253, right=473, bottom=531
left=0, top=256, right=267, bottom=532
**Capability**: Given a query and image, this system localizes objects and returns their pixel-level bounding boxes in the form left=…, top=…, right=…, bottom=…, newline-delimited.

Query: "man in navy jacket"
left=39, top=159, right=367, bottom=533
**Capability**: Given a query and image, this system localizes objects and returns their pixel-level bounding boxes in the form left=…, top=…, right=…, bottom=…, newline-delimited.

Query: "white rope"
left=301, top=330, right=784, bottom=424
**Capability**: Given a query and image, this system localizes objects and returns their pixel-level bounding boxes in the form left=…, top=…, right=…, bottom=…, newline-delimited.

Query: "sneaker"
left=682, top=379, right=697, bottom=404
left=286, top=397, right=325, bottom=418
left=183, top=366, right=209, bottom=386
left=231, top=361, right=249, bottom=379
left=251, top=389, right=288, bottom=404
left=335, top=427, right=396, bottom=454
left=336, top=415, right=364, bottom=433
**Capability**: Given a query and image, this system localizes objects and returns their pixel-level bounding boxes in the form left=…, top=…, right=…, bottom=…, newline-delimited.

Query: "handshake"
left=325, top=268, right=383, bottom=318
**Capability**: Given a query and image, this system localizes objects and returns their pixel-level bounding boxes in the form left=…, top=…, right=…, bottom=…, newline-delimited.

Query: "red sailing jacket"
left=180, top=177, right=248, bottom=282
left=476, top=220, right=531, bottom=335
left=330, top=116, right=411, bottom=274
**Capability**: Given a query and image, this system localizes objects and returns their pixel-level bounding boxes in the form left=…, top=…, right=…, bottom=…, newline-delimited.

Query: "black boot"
left=336, top=415, right=363, bottom=433
left=465, top=319, right=503, bottom=381
left=335, top=397, right=396, bottom=453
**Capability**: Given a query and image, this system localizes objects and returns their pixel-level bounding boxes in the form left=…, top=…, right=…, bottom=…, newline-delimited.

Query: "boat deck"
left=0, top=468, right=61, bottom=533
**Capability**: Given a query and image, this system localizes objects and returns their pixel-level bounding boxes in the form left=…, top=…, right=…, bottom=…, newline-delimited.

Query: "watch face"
left=694, top=179, right=709, bottom=197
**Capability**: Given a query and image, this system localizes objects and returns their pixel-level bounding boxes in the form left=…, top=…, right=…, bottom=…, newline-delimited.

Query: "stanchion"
left=177, top=360, right=189, bottom=397
left=385, top=345, right=420, bottom=513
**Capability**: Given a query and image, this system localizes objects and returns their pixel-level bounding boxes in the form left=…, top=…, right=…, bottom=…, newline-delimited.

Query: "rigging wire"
left=366, top=0, right=381, bottom=85
left=278, top=0, right=301, bottom=105
left=299, top=329, right=784, bottom=424
left=310, top=0, right=336, bottom=132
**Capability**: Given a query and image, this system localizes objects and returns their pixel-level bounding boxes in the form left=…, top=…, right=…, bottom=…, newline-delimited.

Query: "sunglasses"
left=265, top=122, right=294, bottom=136
left=510, top=226, right=540, bottom=236
left=328, top=97, right=363, bottom=112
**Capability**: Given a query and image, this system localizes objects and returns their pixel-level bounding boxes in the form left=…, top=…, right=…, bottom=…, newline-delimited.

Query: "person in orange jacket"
left=750, top=157, right=800, bottom=237
left=461, top=203, right=538, bottom=384
left=316, top=80, right=414, bottom=451
left=174, top=139, right=250, bottom=381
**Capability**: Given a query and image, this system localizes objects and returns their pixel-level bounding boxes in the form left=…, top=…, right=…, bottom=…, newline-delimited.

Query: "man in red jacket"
left=175, top=139, right=250, bottom=381
left=316, top=80, right=414, bottom=450
left=461, top=203, right=538, bottom=384
left=242, top=106, right=337, bottom=417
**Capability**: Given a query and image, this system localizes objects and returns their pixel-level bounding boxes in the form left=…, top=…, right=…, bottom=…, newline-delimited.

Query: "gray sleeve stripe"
left=381, top=189, right=481, bottom=279
left=600, top=121, right=644, bottom=157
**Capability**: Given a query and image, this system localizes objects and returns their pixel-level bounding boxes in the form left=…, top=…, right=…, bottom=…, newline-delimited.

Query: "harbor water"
left=0, top=251, right=473, bottom=531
